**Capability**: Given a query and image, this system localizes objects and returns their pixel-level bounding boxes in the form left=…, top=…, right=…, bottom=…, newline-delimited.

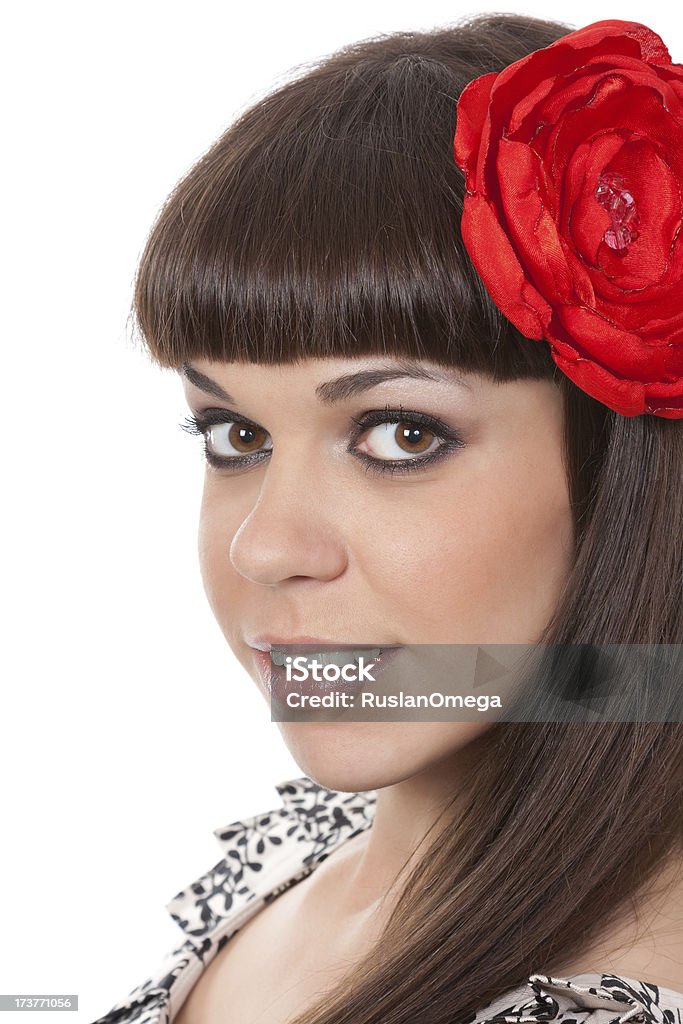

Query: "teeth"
left=270, top=648, right=382, bottom=667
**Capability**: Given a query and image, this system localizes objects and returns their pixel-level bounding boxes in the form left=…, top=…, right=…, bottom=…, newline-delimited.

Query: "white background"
left=2, top=2, right=681, bottom=1021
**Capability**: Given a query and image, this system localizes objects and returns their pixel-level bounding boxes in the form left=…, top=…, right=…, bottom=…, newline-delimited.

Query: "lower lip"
left=251, top=647, right=403, bottom=706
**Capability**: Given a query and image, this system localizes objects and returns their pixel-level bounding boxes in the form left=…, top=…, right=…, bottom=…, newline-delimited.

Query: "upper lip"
left=247, top=634, right=396, bottom=651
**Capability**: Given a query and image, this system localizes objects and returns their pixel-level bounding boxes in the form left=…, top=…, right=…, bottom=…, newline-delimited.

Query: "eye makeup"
left=179, top=403, right=466, bottom=477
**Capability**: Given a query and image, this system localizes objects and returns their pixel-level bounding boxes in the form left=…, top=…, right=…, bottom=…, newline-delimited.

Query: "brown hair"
left=129, top=12, right=683, bottom=1023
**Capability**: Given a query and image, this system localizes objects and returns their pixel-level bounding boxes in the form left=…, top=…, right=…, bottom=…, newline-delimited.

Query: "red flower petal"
left=460, top=191, right=551, bottom=339
left=487, top=25, right=660, bottom=136
left=497, top=139, right=586, bottom=307
left=547, top=79, right=683, bottom=189
left=557, top=305, right=670, bottom=379
left=550, top=343, right=647, bottom=415
left=454, top=72, right=498, bottom=190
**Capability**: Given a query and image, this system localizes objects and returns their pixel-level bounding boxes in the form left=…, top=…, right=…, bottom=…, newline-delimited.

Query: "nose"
left=228, top=450, right=348, bottom=586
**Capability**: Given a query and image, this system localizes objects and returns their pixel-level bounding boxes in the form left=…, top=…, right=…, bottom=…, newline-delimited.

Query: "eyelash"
left=178, top=404, right=465, bottom=477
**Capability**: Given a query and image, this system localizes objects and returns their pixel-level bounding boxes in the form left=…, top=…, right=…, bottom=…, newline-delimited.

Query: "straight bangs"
left=130, top=28, right=561, bottom=384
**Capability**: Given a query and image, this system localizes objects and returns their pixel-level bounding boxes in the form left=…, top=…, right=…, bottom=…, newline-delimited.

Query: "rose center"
left=594, top=171, right=640, bottom=252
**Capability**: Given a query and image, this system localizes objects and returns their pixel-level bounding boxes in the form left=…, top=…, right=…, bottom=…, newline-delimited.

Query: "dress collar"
left=522, top=972, right=683, bottom=1022
left=164, top=774, right=377, bottom=942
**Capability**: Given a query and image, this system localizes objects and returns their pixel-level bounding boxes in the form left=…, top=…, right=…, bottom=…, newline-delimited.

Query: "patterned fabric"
left=88, top=775, right=683, bottom=1024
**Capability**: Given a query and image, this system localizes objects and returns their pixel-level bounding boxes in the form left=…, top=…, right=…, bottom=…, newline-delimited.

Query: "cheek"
left=359, top=460, right=574, bottom=644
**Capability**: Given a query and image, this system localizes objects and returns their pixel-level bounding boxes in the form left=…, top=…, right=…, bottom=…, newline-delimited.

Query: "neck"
left=311, top=728, right=489, bottom=921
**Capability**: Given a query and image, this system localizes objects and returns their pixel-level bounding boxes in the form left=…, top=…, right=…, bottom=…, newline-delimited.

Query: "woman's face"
left=180, top=355, right=574, bottom=792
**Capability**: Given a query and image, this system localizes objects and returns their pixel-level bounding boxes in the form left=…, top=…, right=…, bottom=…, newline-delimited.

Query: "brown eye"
left=207, top=422, right=272, bottom=457
left=356, top=421, right=440, bottom=462
left=394, top=423, right=435, bottom=454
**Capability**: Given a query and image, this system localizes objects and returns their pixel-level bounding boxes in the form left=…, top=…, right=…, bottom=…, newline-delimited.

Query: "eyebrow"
left=179, top=360, right=472, bottom=404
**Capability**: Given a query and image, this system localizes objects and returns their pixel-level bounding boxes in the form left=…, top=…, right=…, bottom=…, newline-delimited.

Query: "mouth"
left=246, top=634, right=395, bottom=651
left=269, top=646, right=385, bottom=667
left=250, top=643, right=403, bottom=703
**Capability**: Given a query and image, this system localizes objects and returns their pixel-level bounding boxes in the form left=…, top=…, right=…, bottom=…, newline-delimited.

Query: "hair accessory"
left=453, top=19, right=683, bottom=418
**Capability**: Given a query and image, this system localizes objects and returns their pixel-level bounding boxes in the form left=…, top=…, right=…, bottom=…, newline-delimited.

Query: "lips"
left=247, top=634, right=394, bottom=652
left=270, top=647, right=383, bottom=666
left=251, top=644, right=403, bottom=706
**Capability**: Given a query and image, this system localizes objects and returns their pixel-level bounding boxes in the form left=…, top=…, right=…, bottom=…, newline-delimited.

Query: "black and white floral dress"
left=88, top=775, right=683, bottom=1024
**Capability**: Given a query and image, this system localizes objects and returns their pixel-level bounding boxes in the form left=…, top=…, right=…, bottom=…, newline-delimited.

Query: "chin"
left=276, top=720, right=488, bottom=794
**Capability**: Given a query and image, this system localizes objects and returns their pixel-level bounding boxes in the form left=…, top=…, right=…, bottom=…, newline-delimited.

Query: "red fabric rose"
left=453, top=19, right=683, bottom=418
